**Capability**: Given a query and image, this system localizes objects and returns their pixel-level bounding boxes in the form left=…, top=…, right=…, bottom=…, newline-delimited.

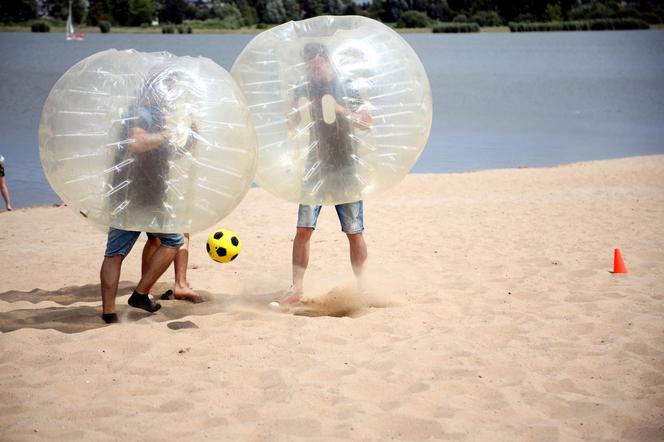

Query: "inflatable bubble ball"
left=39, top=49, right=257, bottom=233
left=231, top=15, right=432, bottom=206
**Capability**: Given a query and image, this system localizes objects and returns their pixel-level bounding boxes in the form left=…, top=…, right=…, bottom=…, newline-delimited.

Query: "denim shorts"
left=297, top=201, right=364, bottom=234
left=104, top=228, right=184, bottom=257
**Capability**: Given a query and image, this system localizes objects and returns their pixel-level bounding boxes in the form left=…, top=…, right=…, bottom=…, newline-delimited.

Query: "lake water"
left=1, top=30, right=663, bottom=208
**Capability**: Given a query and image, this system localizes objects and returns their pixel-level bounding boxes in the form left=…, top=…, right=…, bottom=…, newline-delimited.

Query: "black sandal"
left=160, top=289, right=174, bottom=300
left=102, top=313, right=119, bottom=323
left=128, top=291, right=161, bottom=313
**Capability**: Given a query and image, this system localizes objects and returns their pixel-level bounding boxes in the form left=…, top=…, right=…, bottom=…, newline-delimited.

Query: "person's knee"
left=102, top=255, right=123, bottom=265
left=346, top=232, right=364, bottom=244
left=100, top=256, right=123, bottom=282
left=157, top=233, right=184, bottom=249
left=295, top=227, right=314, bottom=241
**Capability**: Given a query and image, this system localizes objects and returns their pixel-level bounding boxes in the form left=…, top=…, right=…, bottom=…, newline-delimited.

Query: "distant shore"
left=4, top=23, right=663, bottom=35
left=0, top=24, right=512, bottom=34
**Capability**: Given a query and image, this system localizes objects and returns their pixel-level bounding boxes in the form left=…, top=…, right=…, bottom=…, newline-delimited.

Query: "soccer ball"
left=206, top=229, right=241, bottom=263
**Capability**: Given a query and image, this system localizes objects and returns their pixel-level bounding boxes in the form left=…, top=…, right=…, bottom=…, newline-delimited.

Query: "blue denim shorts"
left=297, top=201, right=364, bottom=234
left=104, top=228, right=184, bottom=257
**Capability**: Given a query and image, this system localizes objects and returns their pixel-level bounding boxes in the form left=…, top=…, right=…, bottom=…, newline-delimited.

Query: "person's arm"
left=335, top=102, right=373, bottom=129
left=127, top=127, right=170, bottom=153
left=336, top=79, right=373, bottom=130
left=288, top=85, right=308, bottom=130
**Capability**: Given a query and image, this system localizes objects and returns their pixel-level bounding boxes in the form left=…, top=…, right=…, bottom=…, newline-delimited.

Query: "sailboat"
left=66, top=0, right=84, bottom=41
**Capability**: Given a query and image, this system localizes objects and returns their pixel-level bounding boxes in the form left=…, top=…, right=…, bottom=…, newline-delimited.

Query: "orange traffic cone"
left=612, top=248, right=628, bottom=274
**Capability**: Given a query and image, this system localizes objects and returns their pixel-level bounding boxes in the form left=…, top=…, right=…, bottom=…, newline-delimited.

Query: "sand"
left=1, top=155, right=663, bottom=441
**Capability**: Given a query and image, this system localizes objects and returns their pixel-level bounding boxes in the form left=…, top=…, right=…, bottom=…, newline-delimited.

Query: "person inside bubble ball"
left=99, top=67, right=197, bottom=323
left=276, top=42, right=372, bottom=306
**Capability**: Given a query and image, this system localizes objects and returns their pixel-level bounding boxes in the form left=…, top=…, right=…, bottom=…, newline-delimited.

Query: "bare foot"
left=275, top=287, right=304, bottom=306
left=6, top=206, right=12, bottom=211
left=173, top=285, right=204, bottom=303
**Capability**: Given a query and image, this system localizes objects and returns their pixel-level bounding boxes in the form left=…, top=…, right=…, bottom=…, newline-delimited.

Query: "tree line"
left=2, top=0, right=664, bottom=27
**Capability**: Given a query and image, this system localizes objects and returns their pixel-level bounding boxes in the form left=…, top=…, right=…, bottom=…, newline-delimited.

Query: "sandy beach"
left=1, top=155, right=663, bottom=441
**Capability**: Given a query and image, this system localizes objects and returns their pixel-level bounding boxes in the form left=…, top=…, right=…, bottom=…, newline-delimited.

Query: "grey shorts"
left=104, top=228, right=184, bottom=257
left=297, top=201, right=364, bottom=234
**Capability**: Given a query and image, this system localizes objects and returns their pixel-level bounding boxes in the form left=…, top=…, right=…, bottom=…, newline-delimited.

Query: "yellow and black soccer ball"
left=206, top=229, right=241, bottom=263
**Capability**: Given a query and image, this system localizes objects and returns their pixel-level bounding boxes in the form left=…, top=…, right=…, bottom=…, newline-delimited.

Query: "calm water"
left=1, top=30, right=663, bottom=208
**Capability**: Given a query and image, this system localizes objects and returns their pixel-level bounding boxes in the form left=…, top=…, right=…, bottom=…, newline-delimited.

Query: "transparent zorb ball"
left=39, top=49, right=257, bottom=233
left=231, top=15, right=432, bottom=205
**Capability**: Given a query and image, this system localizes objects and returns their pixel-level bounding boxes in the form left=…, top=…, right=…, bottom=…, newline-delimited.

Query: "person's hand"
left=160, top=126, right=172, bottom=144
left=348, top=110, right=372, bottom=129
left=163, top=114, right=192, bottom=148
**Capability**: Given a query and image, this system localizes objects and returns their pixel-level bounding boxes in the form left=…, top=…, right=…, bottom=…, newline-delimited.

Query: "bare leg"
left=100, top=255, right=123, bottom=314
left=173, top=233, right=201, bottom=302
left=279, top=227, right=313, bottom=304
left=135, top=246, right=178, bottom=295
left=141, top=237, right=160, bottom=276
left=347, top=232, right=367, bottom=291
left=0, top=177, right=12, bottom=211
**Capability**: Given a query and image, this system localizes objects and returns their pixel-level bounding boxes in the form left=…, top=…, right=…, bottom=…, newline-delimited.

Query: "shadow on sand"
left=0, top=281, right=235, bottom=334
left=0, top=282, right=392, bottom=334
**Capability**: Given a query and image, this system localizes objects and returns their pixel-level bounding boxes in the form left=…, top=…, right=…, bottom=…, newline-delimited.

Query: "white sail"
left=66, top=1, right=83, bottom=40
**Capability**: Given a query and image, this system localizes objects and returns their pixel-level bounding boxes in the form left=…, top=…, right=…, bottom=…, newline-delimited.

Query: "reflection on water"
left=1, top=30, right=663, bottom=208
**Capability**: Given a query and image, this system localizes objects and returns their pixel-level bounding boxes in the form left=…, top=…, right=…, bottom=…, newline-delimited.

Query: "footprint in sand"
left=167, top=320, right=199, bottom=330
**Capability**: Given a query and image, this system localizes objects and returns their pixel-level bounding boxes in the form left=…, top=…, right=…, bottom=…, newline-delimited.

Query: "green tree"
left=545, top=2, right=561, bottom=21
left=322, top=0, right=345, bottom=15
left=298, top=0, right=322, bottom=18
left=128, top=0, right=154, bottom=25
left=406, top=0, right=451, bottom=21
left=256, top=0, right=299, bottom=24
left=42, top=0, right=88, bottom=23
left=159, top=0, right=187, bottom=24
left=343, top=0, right=360, bottom=15
left=568, top=0, right=614, bottom=19
left=396, top=10, right=430, bottom=27
left=371, top=0, right=451, bottom=22
left=88, top=0, right=112, bottom=25
left=0, top=0, right=38, bottom=22
left=366, top=0, right=382, bottom=19
left=284, top=0, right=300, bottom=20
left=264, top=0, right=285, bottom=23
left=109, top=0, right=130, bottom=25
left=234, top=0, right=259, bottom=25
left=212, top=1, right=245, bottom=27
left=384, top=0, right=409, bottom=22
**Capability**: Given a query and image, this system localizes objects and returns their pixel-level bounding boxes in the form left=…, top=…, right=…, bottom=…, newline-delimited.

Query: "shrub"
left=561, top=21, right=590, bottom=31
left=513, top=13, right=537, bottom=23
left=639, top=12, right=661, bottom=24
left=184, top=18, right=241, bottom=30
left=99, top=21, right=111, bottom=33
left=615, top=7, right=640, bottom=19
left=609, top=18, right=649, bottom=30
left=432, top=22, right=480, bottom=33
left=396, top=11, right=430, bottom=28
left=470, top=11, right=502, bottom=27
left=161, top=25, right=175, bottom=34
left=509, top=19, right=649, bottom=32
left=31, top=21, right=50, bottom=32
left=177, top=25, right=192, bottom=34
left=452, top=14, right=467, bottom=23
left=568, top=1, right=614, bottom=20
